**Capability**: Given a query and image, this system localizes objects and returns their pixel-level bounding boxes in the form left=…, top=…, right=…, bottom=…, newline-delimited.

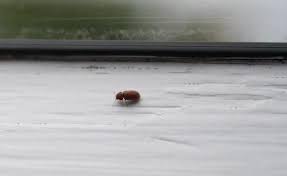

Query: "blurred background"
left=0, top=0, right=286, bottom=42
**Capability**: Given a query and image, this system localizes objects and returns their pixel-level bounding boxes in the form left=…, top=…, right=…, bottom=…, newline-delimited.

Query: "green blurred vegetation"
left=0, top=0, right=223, bottom=41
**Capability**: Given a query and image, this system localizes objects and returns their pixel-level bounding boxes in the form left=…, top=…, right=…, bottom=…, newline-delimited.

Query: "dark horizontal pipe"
left=0, top=40, right=287, bottom=58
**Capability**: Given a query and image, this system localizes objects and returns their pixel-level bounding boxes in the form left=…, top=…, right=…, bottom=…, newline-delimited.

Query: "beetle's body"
left=116, top=90, right=140, bottom=102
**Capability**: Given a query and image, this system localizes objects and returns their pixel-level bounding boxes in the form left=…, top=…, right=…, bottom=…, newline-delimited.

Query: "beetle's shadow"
left=117, top=100, right=141, bottom=107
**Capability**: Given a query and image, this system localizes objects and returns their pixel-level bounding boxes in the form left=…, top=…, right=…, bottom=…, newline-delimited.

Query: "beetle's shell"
left=123, top=90, right=140, bottom=101
left=116, top=90, right=140, bottom=101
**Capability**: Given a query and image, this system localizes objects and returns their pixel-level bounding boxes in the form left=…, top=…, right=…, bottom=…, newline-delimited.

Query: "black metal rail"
left=0, top=40, right=286, bottom=61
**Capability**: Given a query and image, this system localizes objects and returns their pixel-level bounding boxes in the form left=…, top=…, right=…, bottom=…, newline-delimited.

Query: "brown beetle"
left=116, top=90, right=141, bottom=102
